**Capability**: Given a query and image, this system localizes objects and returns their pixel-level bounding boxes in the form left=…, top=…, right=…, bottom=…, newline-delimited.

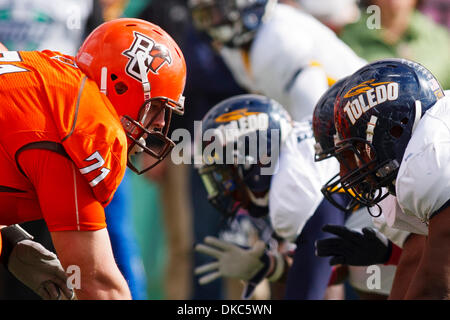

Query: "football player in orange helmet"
left=76, top=18, right=186, bottom=175
left=0, top=19, right=186, bottom=299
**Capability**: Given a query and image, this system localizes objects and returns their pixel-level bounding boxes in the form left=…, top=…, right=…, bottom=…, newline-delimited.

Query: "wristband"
left=266, top=252, right=285, bottom=282
left=384, top=242, right=402, bottom=266
left=328, top=266, right=339, bottom=286
left=0, top=225, right=33, bottom=266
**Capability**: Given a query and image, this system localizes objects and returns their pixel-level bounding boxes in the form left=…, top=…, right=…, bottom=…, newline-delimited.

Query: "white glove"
left=195, top=236, right=267, bottom=284
left=195, top=236, right=286, bottom=299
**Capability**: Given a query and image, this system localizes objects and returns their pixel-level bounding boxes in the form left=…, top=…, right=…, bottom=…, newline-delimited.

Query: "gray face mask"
left=208, top=24, right=238, bottom=44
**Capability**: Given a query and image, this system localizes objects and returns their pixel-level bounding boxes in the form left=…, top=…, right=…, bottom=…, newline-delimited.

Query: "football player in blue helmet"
left=313, top=76, right=409, bottom=300
left=312, top=76, right=360, bottom=213
left=188, top=0, right=276, bottom=48
left=312, top=77, right=350, bottom=162
left=198, top=93, right=292, bottom=219
left=331, top=58, right=450, bottom=299
left=328, top=58, right=444, bottom=210
left=195, top=94, right=350, bottom=300
left=196, top=94, right=292, bottom=299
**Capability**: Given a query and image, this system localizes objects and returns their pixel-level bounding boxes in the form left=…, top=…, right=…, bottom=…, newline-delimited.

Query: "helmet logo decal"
left=122, top=31, right=172, bottom=82
left=214, top=108, right=260, bottom=123
left=343, top=79, right=391, bottom=98
left=213, top=112, right=269, bottom=145
left=343, top=81, right=399, bottom=125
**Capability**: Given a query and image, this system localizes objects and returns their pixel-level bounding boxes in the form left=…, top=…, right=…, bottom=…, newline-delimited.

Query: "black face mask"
left=198, top=164, right=243, bottom=218
left=199, top=163, right=272, bottom=219
left=321, top=138, right=395, bottom=215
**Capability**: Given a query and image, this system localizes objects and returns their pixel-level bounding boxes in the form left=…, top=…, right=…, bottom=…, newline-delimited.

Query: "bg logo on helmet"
left=343, top=80, right=399, bottom=124
left=122, top=31, right=172, bottom=82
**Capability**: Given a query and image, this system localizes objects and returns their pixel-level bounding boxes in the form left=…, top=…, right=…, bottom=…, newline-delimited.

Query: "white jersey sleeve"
left=379, top=193, right=429, bottom=236
left=396, top=95, right=450, bottom=226
left=220, top=3, right=366, bottom=121
left=269, top=121, right=339, bottom=242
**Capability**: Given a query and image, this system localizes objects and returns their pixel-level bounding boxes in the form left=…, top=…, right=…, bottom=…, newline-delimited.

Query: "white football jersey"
left=269, top=120, right=339, bottom=242
left=219, top=3, right=366, bottom=121
left=379, top=194, right=428, bottom=236
left=370, top=204, right=412, bottom=248
left=395, top=94, right=450, bottom=229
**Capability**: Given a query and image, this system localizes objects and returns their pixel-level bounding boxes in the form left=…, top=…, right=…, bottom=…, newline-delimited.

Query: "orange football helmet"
left=76, top=18, right=186, bottom=174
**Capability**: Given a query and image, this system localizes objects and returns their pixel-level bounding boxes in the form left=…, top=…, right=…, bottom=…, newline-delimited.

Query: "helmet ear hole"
left=114, top=81, right=128, bottom=95
left=390, top=125, right=403, bottom=138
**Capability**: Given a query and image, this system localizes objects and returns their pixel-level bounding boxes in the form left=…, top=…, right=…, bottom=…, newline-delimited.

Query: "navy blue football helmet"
left=312, top=76, right=350, bottom=162
left=325, top=58, right=444, bottom=209
left=313, top=76, right=361, bottom=213
left=188, top=0, right=276, bottom=48
left=198, top=94, right=292, bottom=218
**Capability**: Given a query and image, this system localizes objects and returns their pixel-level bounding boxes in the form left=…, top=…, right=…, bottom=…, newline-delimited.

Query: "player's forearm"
left=50, top=229, right=132, bottom=300
left=388, top=234, right=425, bottom=300
left=403, top=237, right=450, bottom=299
left=403, top=248, right=450, bottom=300
left=404, top=208, right=450, bottom=299
left=75, top=269, right=131, bottom=300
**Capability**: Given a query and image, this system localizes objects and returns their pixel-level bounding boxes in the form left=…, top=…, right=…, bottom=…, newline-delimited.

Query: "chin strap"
left=136, top=51, right=151, bottom=101
left=100, top=66, right=108, bottom=95
left=133, top=51, right=152, bottom=128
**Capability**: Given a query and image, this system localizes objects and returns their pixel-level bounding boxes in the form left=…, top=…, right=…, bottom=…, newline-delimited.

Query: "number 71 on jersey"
left=80, top=151, right=111, bottom=187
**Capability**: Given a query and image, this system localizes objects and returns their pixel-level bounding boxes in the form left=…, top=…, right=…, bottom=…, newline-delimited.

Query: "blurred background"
left=0, top=0, right=448, bottom=300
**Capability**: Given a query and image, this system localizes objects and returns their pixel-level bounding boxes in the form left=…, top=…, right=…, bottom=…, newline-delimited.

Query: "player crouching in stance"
left=194, top=94, right=347, bottom=299
left=325, top=58, right=449, bottom=299
left=0, top=19, right=186, bottom=299
left=313, top=76, right=412, bottom=299
left=0, top=42, right=73, bottom=300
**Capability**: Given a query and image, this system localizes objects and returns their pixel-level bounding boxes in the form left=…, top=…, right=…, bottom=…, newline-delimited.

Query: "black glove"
left=315, top=224, right=392, bottom=266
